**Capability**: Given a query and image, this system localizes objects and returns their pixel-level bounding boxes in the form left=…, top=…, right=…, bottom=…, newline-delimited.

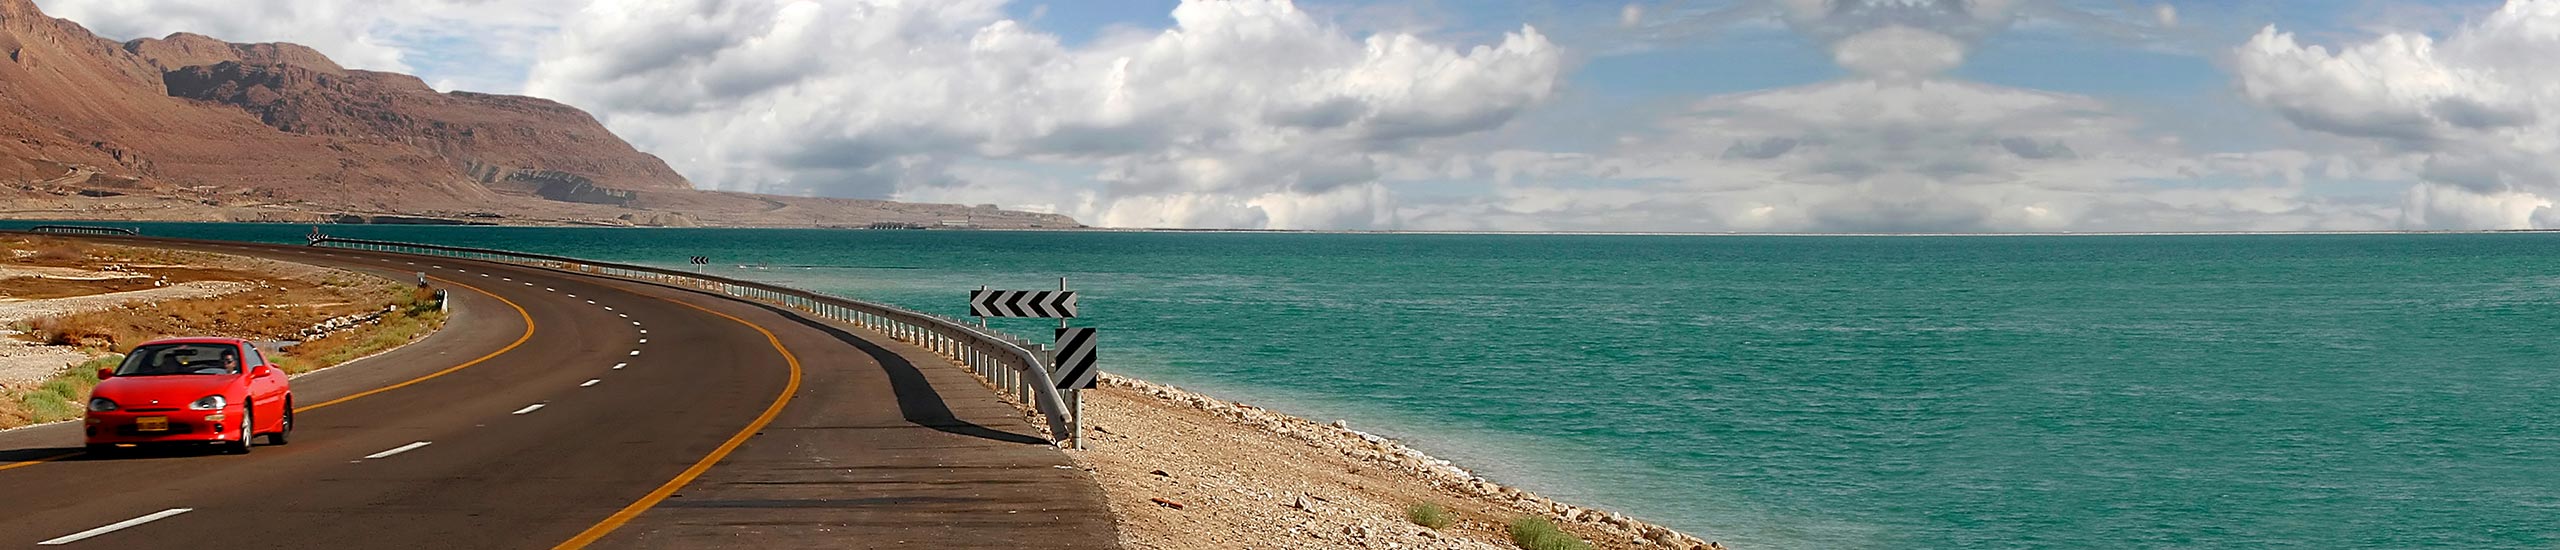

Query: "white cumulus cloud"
left=2235, top=0, right=2560, bottom=229
left=523, top=0, right=1562, bottom=229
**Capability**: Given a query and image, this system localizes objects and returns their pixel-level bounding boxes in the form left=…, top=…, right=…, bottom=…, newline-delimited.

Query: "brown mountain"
left=0, top=0, right=1076, bottom=228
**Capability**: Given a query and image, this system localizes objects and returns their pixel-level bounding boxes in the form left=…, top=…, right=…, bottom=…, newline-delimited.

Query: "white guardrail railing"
left=302, top=236, right=1080, bottom=445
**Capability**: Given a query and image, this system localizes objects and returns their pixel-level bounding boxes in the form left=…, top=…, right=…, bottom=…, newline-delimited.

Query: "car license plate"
left=135, top=417, right=169, bottom=432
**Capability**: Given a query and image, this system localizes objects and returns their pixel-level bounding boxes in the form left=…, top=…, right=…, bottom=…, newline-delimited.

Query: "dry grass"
left=274, top=287, right=444, bottom=374
left=0, top=238, right=450, bottom=430
left=22, top=236, right=89, bottom=263
left=0, top=287, right=446, bottom=430
left=0, top=355, right=118, bottom=428
left=16, top=289, right=361, bottom=352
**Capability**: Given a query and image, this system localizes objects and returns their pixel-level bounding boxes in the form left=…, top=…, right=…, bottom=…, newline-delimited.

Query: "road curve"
left=0, top=237, right=1117, bottom=549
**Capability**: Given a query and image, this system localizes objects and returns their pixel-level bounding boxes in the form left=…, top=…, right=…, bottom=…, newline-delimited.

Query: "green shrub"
left=6, top=354, right=118, bottom=425
left=1508, top=517, right=1590, bottom=550
left=1407, top=501, right=1454, bottom=530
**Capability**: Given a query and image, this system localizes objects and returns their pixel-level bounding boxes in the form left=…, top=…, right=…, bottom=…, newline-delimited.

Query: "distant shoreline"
left=8, top=218, right=2558, bottom=237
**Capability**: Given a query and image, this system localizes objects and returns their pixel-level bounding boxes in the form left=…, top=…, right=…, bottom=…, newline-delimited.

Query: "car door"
left=241, top=343, right=287, bottom=416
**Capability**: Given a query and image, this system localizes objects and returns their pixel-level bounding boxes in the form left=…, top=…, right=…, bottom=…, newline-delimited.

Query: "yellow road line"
left=295, top=276, right=534, bottom=413
left=552, top=298, right=804, bottom=550
left=0, top=453, right=68, bottom=473
left=0, top=275, right=532, bottom=473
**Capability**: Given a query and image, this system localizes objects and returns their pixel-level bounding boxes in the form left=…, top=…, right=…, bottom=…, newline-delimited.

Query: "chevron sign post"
left=969, top=289, right=1079, bottom=318
left=1052, top=327, right=1099, bottom=391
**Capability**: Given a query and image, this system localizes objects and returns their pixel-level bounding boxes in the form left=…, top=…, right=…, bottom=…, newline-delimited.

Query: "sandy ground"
left=0, top=242, right=373, bottom=387
left=0, top=264, right=151, bottom=281
left=1068, top=375, right=1725, bottom=550
left=0, top=281, right=252, bottom=385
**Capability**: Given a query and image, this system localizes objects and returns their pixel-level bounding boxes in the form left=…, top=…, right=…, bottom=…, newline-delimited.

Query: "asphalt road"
left=0, top=238, right=1117, bottom=549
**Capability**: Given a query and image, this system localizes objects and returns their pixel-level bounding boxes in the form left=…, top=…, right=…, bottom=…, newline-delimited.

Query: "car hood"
left=94, top=375, right=239, bottom=407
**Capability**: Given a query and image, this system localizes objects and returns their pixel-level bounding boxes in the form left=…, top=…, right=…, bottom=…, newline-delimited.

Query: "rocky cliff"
left=0, top=0, right=1077, bottom=228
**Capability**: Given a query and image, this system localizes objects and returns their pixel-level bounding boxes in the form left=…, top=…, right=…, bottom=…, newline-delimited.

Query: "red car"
left=85, top=337, right=294, bottom=454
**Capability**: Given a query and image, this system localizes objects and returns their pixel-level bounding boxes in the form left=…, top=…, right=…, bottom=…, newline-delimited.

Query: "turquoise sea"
left=15, top=222, right=2558, bottom=549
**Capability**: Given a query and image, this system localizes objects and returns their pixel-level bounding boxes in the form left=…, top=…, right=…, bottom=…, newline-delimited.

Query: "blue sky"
left=38, top=0, right=2560, bottom=231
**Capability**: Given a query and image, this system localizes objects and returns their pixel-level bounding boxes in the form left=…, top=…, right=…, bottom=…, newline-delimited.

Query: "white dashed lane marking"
left=511, top=403, right=546, bottom=415
left=580, top=379, right=600, bottom=388
left=612, top=363, right=627, bottom=370
left=628, top=350, right=640, bottom=356
left=364, top=441, right=432, bottom=460
left=38, top=508, right=193, bottom=546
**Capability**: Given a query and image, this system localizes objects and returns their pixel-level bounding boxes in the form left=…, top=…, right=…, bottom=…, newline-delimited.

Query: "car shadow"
left=0, top=446, right=83, bottom=462
left=0, top=445, right=233, bottom=462
left=742, top=301, right=1052, bottom=446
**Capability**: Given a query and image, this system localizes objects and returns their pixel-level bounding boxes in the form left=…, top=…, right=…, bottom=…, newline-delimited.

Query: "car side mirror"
left=97, top=367, right=114, bottom=380
left=253, top=365, right=279, bottom=378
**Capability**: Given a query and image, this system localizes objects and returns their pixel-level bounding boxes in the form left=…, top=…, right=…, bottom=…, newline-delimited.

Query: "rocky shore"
left=1064, top=373, right=1724, bottom=550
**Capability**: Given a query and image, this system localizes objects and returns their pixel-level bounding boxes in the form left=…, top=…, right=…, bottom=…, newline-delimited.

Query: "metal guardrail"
left=307, top=236, right=1080, bottom=445
left=28, top=224, right=140, bottom=236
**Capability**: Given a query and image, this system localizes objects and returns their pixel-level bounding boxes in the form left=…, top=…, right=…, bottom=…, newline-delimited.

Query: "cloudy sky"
left=37, top=0, right=2560, bottom=232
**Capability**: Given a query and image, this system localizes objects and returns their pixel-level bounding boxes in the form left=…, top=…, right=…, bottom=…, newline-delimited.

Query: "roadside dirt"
left=0, top=236, right=397, bottom=385
left=1067, top=375, right=1726, bottom=550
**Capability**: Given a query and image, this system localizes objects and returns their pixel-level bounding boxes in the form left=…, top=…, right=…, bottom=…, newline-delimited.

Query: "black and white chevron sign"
left=1052, top=327, right=1098, bottom=390
left=689, top=256, right=709, bottom=265
left=969, top=289, right=1079, bottom=318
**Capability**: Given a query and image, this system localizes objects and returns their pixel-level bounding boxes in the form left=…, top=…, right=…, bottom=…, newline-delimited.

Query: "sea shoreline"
left=1062, top=372, right=1724, bottom=550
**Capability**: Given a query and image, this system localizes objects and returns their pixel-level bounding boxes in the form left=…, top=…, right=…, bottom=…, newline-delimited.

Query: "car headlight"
left=88, top=397, right=118, bottom=412
left=188, top=395, right=226, bottom=411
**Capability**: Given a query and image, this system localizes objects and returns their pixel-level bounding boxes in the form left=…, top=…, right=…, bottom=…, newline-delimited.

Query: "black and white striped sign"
left=970, top=289, right=1078, bottom=318
left=1052, top=327, right=1098, bottom=390
left=689, top=256, right=710, bottom=265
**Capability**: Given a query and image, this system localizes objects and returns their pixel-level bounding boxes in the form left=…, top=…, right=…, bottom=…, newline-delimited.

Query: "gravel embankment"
left=1067, top=374, right=1725, bottom=550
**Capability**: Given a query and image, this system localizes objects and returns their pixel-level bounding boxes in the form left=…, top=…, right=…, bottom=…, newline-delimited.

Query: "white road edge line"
left=580, top=379, right=600, bottom=387
left=364, top=441, right=432, bottom=460
left=38, top=508, right=193, bottom=545
left=511, top=403, right=546, bottom=415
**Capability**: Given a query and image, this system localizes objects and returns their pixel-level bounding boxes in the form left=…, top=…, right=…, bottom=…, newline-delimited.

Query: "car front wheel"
left=265, top=400, right=292, bottom=446
left=226, top=408, right=254, bottom=455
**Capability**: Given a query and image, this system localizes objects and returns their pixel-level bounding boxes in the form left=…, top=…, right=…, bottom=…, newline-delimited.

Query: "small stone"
left=1330, top=419, right=1349, bottom=429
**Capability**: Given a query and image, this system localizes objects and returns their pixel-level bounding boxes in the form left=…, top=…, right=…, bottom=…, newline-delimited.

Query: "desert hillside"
left=0, top=0, right=1075, bottom=228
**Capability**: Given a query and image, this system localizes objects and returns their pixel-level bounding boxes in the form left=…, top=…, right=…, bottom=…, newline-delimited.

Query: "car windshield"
left=115, top=343, right=241, bottom=376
